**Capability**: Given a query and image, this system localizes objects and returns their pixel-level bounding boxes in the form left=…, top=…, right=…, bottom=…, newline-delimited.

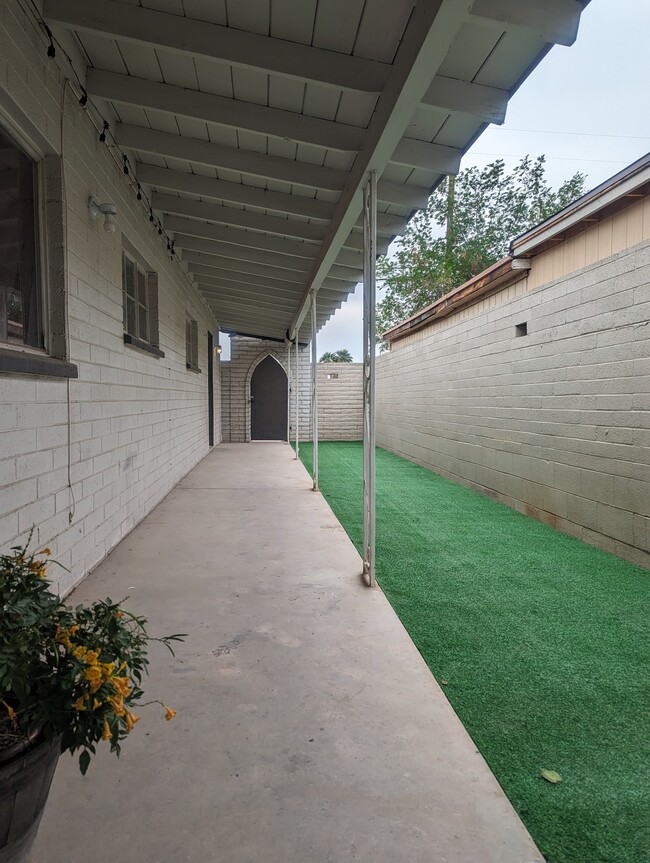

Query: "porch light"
left=214, top=345, right=223, bottom=355
left=88, top=197, right=118, bottom=233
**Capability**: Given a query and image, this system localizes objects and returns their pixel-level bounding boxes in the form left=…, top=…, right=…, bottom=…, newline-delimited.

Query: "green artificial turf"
left=298, top=441, right=650, bottom=863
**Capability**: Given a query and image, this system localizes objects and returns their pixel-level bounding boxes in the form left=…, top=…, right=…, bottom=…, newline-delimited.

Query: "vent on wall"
left=327, top=373, right=339, bottom=379
left=515, top=322, right=528, bottom=337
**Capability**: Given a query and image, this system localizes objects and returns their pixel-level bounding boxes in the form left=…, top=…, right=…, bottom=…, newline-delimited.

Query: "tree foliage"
left=319, top=348, right=353, bottom=363
left=377, top=156, right=586, bottom=338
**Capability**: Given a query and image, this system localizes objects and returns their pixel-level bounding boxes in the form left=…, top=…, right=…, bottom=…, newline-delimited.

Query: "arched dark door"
left=250, top=355, right=288, bottom=440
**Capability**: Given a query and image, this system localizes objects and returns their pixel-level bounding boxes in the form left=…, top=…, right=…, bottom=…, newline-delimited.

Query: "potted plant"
left=0, top=534, right=184, bottom=863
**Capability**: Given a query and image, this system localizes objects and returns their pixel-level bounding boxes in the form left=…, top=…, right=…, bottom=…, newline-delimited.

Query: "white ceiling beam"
left=289, top=0, right=472, bottom=338
left=138, top=164, right=335, bottom=221
left=173, top=235, right=314, bottom=274
left=377, top=179, right=431, bottom=209
left=341, top=232, right=391, bottom=254
left=183, top=255, right=307, bottom=289
left=421, top=74, right=508, bottom=124
left=204, top=301, right=291, bottom=322
left=152, top=193, right=326, bottom=242
left=390, top=138, right=462, bottom=173
left=353, top=212, right=409, bottom=237
left=45, top=0, right=390, bottom=93
left=86, top=70, right=365, bottom=152
left=116, top=124, right=348, bottom=192
left=194, top=271, right=344, bottom=303
left=468, top=0, right=582, bottom=46
left=335, top=249, right=365, bottom=269
left=198, top=289, right=297, bottom=312
left=182, top=252, right=306, bottom=284
left=163, top=216, right=319, bottom=259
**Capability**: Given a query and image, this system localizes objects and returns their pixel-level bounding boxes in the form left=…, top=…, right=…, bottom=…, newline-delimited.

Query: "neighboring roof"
left=46, top=0, right=589, bottom=343
left=384, top=151, right=650, bottom=345
left=510, top=151, right=650, bottom=257
left=382, top=256, right=521, bottom=343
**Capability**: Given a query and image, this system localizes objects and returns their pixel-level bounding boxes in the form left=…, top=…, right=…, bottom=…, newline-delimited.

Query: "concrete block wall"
left=0, top=0, right=220, bottom=594
left=317, top=364, right=363, bottom=440
left=377, top=239, right=650, bottom=567
left=221, top=337, right=363, bottom=442
left=221, top=336, right=311, bottom=443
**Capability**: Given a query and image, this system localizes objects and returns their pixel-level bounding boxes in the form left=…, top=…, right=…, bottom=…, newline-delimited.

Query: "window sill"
left=186, top=363, right=202, bottom=374
left=0, top=346, right=78, bottom=378
left=124, top=333, right=165, bottom=358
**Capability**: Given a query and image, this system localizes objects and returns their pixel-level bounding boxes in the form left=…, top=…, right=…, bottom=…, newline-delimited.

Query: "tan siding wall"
left=527, top=197, right=650, bottom=290
left=377, top=237, right=650, bottom=568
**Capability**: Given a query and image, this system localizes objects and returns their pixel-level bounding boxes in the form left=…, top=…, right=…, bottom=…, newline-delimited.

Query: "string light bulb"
left=99, top=121, right=109, bottom=143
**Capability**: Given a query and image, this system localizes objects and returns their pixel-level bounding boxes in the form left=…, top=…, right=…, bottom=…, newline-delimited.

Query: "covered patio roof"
left=45, top=0, right=586, bottom=343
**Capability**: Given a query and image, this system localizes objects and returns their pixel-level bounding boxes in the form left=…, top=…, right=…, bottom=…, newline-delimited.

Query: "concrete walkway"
left=32, top=443, right=542, bottom=863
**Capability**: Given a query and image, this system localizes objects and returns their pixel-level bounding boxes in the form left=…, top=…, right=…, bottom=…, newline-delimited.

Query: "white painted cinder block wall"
left=377, top=238, right=650, bottom=568
left=221, top=336, right=363, bottom=442
left=0, top=1, right=220, bottom=595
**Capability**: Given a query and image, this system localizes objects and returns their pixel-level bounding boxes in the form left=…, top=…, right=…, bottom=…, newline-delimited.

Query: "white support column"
left=311, top=293, right=318, bottom=491
left=286, top=340, right=291, bottom=445
left=294, top=336, right=300, bottom=460
left=362, top=171, right=377, bottom=587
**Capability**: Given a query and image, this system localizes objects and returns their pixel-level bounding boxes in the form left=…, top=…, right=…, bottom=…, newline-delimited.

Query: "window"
left=515, top=322, right=528, bottom=337
left=122, top=245, right=163, bottom=357
left=0, top=128, right=41, bottom=349
left=185, top=316, right=200, bottom=372
left=0, top=117, right=75, bottom=379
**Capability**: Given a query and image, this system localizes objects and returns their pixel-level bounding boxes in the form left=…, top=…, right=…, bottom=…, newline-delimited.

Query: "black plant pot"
left=0, top=735, right=61, bottom=863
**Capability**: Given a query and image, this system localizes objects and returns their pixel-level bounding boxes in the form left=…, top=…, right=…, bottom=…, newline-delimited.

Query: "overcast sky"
left=219, top=0, right=649, bottom=360
left=314, top=0, right=650, bottom=361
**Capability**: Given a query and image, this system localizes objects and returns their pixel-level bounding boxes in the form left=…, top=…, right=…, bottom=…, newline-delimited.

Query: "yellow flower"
left=2, top=701, right=17, bottom=723
left=37, top=548, right=51, bottom=556
left=84, top=649, right=101, bottom=666
left=83, top=666, right=103, bottom=692
left=72, top=645, right=88, bottom=661
left=163, top=706, right=176, bottom=722
left=102, top=719, right=112, bottom=740
left=124, top=710, right=140, bottom=733
left=92, top=698, right=103, bottom=710
left=72, top=696, right=87, bottom=711
left=111, top=676, right=131, bottom=696
left=100, top=661, right=115, bottom=677
left=109, top=696, right=125, bottom=717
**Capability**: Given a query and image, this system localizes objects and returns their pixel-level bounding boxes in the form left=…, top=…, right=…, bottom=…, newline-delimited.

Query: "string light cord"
left=18, top=0, right=183, bottom=265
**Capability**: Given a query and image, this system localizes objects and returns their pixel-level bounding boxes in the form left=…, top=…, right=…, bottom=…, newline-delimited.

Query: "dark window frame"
left=0, top=109, right=75, bottom=379
left=121, top=242, right=163, bottom=358
left=185, top=315, right=200, bottom=373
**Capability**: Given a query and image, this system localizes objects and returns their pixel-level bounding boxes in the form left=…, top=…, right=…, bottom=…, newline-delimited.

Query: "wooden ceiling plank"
left=152, top=193, right=326, bottom=241
left=173, top=234, right=313, bottom=272
left=116, top=124, right=347, bottom=191
left=421, top=74, right=508, bottom=124
left=468, top=0, right=582, bottom=46
left=163, top=215, right=320, bottom=258
left=86, top=70, right=365, bottom=151
left=377, top=178, right=430, bottom=208
left=390, top=138, right=462, bottom=173
left=45, top=0, right=390, bottom=92
left=138, top=164, right=335, bottom=220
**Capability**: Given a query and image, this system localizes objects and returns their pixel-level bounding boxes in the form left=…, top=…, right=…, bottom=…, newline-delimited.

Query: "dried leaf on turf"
left=541, top=769, right=562, bottom=784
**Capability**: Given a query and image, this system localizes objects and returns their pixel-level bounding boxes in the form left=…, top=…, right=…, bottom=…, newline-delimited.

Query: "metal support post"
left=286, top=340, right=291, bottom=445
left=294, top=334, right=300, bottom=459
left=311, top=293, right=318, bottom=491
left=362, top=171, right=377, bottom=587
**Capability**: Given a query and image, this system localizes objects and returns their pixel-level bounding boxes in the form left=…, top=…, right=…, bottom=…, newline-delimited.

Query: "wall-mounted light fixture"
left=511, top=257, right=532, bottom=270
left=88, top=197, right=118, bottom=233
left=213, top=345, right=223, bottom=356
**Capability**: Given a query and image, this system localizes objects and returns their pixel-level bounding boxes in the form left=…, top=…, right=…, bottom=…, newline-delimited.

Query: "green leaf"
left=79, top=750, right=91, bottom=775
left=541, top=769, right=562, bottom=784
